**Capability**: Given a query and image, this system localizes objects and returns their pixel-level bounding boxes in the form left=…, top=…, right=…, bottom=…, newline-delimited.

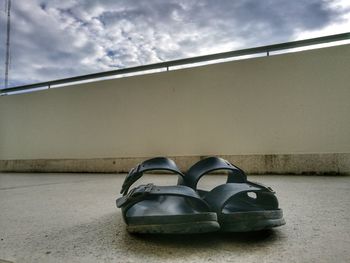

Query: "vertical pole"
left=4, top=0, right=11, bottom=89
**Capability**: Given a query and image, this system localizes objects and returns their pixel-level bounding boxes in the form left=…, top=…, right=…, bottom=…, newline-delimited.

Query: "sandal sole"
left=126, top=213, right=220, bottom=234
left=127, top=220, right=220, bottom=234
left=219, top=209, right=285, bottom=232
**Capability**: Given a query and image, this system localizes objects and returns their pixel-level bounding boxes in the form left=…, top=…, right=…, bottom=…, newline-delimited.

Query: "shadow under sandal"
left=183, top=157, right=286, bottom=232
left=116, top=157, right=220, bottom=234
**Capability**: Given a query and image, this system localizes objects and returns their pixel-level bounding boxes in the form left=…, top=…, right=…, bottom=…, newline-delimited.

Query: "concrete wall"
left=1, top=44, right=350, bottom=173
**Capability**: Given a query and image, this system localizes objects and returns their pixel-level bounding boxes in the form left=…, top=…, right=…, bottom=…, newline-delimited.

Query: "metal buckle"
left=143, top=183, right=154, bottom=193
left=135, top=163, right=141, bottom=172
left=127, top=183, right=154, bottom=199
left=118, top=183, right=155, bottom=207
left=120, top=166, right=142, bottom=194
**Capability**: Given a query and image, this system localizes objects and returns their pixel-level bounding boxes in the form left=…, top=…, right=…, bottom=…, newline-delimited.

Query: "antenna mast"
left=4, top=0, right=11, bottom=88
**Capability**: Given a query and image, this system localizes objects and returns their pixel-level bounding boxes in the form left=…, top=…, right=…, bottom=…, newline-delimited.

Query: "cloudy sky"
left=0, top=0, right=349, bottom=88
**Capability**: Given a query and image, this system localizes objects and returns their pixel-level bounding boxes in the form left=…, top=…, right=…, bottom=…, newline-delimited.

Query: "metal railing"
left=1, top=32, right=350, bottom=95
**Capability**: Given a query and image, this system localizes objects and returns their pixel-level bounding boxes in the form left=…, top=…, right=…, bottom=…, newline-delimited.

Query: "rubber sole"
left=125, top=212, right=219, bottom=234
left=219, top=209, right=285, bottom=232
left=127, top=221, right=220, bottom=234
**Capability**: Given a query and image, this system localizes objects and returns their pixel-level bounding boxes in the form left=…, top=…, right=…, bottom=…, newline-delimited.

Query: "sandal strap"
left=120, top=157, right=184, bottom=195
left=204, top=183, right=275, bottom=213
left=117, top=184, right=207, bottom=209
left=185, top=157, right=247, bottom=189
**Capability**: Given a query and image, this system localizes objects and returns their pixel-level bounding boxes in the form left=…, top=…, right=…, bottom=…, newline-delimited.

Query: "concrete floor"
left=0, top=173, right=349, bottom=263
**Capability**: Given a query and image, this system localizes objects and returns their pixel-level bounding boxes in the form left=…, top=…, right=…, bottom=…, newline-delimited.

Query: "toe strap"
left=204, top=183, right=278, bottom=213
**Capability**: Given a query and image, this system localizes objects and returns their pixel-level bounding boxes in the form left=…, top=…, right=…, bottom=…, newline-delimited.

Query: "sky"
left=0, top=0, right=350, bottom=88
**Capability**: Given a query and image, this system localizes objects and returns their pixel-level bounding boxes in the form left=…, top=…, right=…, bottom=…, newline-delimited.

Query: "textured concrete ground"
left=0, top=173, right=349, bottom=263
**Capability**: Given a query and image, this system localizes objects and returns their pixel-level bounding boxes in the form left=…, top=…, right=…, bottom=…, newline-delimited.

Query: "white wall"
left=1, top=44, right=350, bottom=160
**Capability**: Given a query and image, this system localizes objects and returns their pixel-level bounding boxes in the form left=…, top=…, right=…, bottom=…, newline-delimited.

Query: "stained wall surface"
left=1, top=45, right=350, bottom=162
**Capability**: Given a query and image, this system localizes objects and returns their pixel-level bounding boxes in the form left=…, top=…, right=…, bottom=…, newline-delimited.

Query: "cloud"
left=0, top=0, right=349, bottom=88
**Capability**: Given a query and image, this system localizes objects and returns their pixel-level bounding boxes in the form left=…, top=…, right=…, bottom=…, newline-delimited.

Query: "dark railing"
left=1, top=32, right=350, bottom=95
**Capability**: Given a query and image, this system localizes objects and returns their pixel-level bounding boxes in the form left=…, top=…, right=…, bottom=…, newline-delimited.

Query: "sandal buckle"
left=143, top=183, right=154, bottom=193
left=126, top=183, right=154, bottom=200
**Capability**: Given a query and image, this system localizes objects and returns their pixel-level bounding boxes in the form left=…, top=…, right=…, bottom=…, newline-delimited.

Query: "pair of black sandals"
left=116, top=157, right=285, bottom=234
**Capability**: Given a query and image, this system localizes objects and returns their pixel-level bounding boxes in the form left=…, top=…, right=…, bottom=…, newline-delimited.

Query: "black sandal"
left=116, top=157, right=220, bottom=234
left=181, top=157, right=285, bottom=232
